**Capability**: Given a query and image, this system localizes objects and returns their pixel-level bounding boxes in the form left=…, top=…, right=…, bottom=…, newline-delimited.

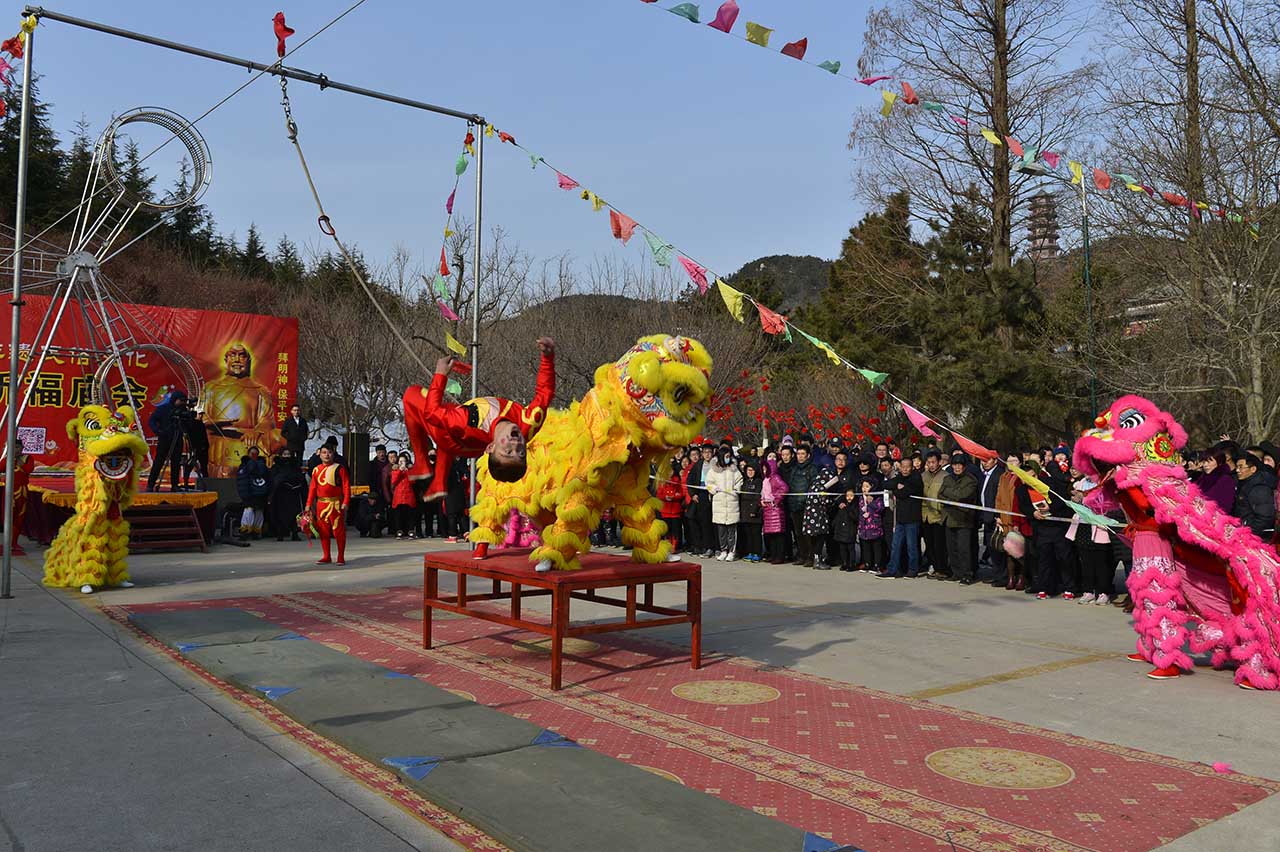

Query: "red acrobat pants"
left=316, top=497, right=347, bottom=563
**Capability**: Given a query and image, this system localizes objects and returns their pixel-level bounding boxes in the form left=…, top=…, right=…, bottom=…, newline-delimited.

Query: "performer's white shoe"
left=118, top=580, right=135, bottom=588
left=79, top=584, right=93, bottom=594
left=665, top=553, right=681, bottom=563
left=535, top=559, right=553, bottom=573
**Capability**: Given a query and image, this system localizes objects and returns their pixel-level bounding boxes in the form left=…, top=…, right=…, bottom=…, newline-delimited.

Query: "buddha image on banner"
left=0, top=296, right=298, bottom=474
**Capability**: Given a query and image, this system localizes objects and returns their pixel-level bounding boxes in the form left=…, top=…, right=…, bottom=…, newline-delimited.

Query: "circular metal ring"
left=91, top=343, right=204, bottom=410
left=100, top=107, right=213, bottom=212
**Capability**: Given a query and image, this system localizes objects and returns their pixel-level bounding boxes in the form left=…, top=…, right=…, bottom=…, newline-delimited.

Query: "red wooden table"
left=422, top=549, right=701, bottom=690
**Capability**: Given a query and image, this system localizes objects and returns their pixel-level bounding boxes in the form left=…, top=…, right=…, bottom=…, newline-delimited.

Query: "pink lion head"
left=1073, top=394, right=1188, bottom=478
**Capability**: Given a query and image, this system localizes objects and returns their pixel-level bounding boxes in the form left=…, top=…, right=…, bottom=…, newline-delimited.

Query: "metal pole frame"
left=467, top=125, right=484, bottom=529
left=2, top=24, right=35, bottom=598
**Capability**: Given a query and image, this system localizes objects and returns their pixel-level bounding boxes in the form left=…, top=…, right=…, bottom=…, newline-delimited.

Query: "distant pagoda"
left=1027, top=191, right=1060, bottom=261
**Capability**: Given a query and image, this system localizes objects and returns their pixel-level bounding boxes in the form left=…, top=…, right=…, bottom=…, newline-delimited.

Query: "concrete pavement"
left=4, top=534, right=1280, bottom=851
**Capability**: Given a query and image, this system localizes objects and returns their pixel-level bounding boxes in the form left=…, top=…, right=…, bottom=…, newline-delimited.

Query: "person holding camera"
left=147, top=390, right=191, bottom=492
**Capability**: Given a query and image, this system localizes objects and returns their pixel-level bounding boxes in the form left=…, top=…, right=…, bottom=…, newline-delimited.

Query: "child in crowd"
left=857, top=478, right=887, bottom=572
left=657, top=458, right=686, bottom=553
left=390, top=455, right=416, bottom=539
left=501, top=508, right=541, bottom=549
left=1067, top=477, right=1115, bottom=604
left=832, top=487, right=859, bottom=571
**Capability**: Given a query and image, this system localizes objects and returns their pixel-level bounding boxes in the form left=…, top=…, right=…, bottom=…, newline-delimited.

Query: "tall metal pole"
left=1079, top=180, right=1097, bottom=418
left=467, top=123, right=484, bottom=527
left=2, top=24, right=35, bottom=598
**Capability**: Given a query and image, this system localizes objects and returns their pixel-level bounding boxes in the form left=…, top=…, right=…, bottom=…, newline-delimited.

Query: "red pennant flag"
left=439, top=247, right=450, bottom=277
left=498, top=131, right=516, bottom=144
left=1, top=36, right=22, bottom=58
left=609, top=210, right=638, bottom=244
left=1040, top=151, right=1060, bottom=169
left=900, top=81, right=919, bottom=105
left=272, top=12, right=295, bottom=58
left=951, top=432, right=998, bottom=461
left=463, top=131, right=475, bottom=148
left=1092, top=168, right=1111, bottom=191
left=781, top=38, right=808, bottom=60
left=1005, top=136, right=1023, bottom=157
left=757, top=303, right=787, bottom=335
left=1161, top=191, right=1189, bottom=208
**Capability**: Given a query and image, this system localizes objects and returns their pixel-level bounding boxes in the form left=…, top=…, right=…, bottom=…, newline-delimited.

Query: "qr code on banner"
left=17, top=426, right=46, bottom=455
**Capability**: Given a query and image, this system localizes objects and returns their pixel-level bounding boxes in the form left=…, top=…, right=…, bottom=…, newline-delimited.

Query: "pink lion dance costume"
left=1073, top=395, right=1280, bottom=690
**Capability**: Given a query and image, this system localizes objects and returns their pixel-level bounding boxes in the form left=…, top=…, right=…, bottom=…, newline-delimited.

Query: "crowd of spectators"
left=650, top=432, right=1280, bottom=611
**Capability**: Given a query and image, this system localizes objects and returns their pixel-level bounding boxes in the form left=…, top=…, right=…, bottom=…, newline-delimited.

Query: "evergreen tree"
left=240, top=223, right=270, bottom=279
left=165, top=156, right=212, bottom=261
left=59, top=116, right=93, bottom=217
left=272, top=235, right=306, bottom=287
left=0, top=77, right=67, bottom=228
left=119, top=138, right=160, bottom=235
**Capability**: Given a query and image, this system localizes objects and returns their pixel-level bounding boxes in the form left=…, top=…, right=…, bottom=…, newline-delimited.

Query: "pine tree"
left=240, top=223, right=270, bottom=279
left=59, top=116, right=93, bottom=216
left=165, top=156, right=214, bottom=263
left=120, top=138, right=159, bottom=235
left=0, top=77, right=67, bottom=228
left=272, top=236, right=306, bottom=287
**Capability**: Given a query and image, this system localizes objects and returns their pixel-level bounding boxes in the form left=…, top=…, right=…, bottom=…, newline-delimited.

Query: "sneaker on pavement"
left=1062, top=591, right=1076, bottom=601
left=1036, top=591, right=1048, bottom=600
left=1078, top=593, right=1096, bottom=604
left=1096, top=594, right=1110, bottom=606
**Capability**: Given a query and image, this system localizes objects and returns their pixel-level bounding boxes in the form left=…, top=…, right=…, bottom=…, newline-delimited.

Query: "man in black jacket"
left=281, top=404, right=308, bottom=459
left=786, top=445, right=818, bottom=566
left=938, top=451, right=979, bottom=584
left=1234, top=453, right=1277, bottom=540
left=879, top=457, right=922, bottom=578
left=976, top=454, right=1005, bottom=584
left=1030, top=446, right=1075, bottom=599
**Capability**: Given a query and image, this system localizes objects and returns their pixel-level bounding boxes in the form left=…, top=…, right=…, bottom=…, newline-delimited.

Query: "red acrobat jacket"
left=404, top=352, right=556, bottom=493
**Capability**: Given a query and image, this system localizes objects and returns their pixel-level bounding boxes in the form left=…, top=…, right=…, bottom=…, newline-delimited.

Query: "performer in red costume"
left=403, top=336, right=556, bottom=500
left=7, top=453, right=33, bottom=556
left=306, top=444, right=350, bottom=565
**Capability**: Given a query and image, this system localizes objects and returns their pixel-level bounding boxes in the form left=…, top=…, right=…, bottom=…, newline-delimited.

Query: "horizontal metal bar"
left=23, top=6, right=484, bottom=124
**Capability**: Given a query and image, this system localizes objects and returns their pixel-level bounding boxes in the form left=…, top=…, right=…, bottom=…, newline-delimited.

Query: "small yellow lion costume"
left=471, top=334, right=712, bottom=570
left=43, top=405, right=149, bottom=592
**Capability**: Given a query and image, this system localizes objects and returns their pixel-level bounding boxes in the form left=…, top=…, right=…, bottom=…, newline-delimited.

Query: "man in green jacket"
left=920, top=449, right=949, bottom=579
left=938, top=450, right=980, bottom=584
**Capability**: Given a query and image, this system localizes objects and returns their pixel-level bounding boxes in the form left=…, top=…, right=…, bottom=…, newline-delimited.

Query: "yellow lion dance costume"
left=470, top=334, right=712, bottom=571
left=43, top=405, right=149, bottom=594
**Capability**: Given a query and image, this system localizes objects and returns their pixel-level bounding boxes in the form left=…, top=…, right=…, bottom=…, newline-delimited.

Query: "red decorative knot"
left=1152, top=434, right=1175, bottom=459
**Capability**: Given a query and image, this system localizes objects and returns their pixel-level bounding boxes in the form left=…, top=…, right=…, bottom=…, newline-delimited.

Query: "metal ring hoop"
left=91, top=343, right=204, bottom=410
left=101, top=107, right=213, bottom=212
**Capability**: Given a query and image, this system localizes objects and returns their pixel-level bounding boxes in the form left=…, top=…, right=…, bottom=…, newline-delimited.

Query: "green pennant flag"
left=922, top=101, right=945, bottom=112
left=668, top=3, right=700, bottom=23
left=817, top=60, right=841, bottom=74
left=856, top=367, right=889, bottom=387
left=445, top=379, right=462, bottom=396
left=1067, top=499, right=1122, bottom=528
left=432, top=273, right=449, bottom=298
left=643, top=231, right=674, bottom=268
left=783, top=324, right=791, bottom=343
left=529, top=152, right=543, bottom=169
left=455, top=154, right=468, bottom=176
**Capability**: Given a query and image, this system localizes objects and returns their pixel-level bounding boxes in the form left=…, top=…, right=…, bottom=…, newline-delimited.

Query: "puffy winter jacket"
left=785, top=459, right=816, bottom=513
left=236, top=456, right=270, bottom=505
left=937, top=469, right=979, bottom=528
left=705, top=460, right=743, bottom=525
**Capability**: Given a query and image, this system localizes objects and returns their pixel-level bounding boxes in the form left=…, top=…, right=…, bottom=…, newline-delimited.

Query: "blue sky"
left=29, top=0, right=871, bottom=281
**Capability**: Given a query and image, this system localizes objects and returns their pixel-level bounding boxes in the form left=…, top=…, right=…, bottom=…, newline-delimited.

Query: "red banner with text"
left=0, top=296, right=298, bottom=474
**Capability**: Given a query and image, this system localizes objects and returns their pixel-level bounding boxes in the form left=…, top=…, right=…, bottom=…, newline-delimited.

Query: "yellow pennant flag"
left=880, top=90, right=897, bottom=118
left=1195, top=201, right=1209, bottom=210
left=1069, top=161, right=1083, bottom=185
left=745, top=21, right=773, bottom=46
left=818, top=341, right=842, bottom=366
left=484, top=124, right=495, bottom=137
left=980, top=128, right=1002, bottom=146
left=464, top=142, right=475, bottom=156
left=444, top=227, right=454, bottom=238
left=1126, top=183, right=1144, bottom=192
left=445, top=333, right=467, bottom=356
left=1008, top=463, right=1050, bottom=496
left=716, top=279, right=745, bottom=322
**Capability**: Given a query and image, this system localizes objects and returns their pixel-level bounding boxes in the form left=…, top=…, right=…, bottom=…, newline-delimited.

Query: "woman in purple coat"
left=761, top=457, right=790, bottom=564
left=1196, top=448, right=1237, bottom=512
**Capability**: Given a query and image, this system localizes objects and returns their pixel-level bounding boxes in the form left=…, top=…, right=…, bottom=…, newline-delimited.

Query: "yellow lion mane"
left=42, top=405, right=149, bottom=590
left=471, top=334, right=712, bottom=570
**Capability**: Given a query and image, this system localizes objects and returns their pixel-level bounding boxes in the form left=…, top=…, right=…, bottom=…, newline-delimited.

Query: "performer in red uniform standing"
left=403, top=337, right=556, bottom=500
left=306, top=444, right=350, bottom=565
left=8, top=453, right=33, bottom=556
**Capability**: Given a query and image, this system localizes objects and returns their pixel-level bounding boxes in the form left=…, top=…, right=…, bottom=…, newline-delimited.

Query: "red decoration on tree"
left=875, top=391, right=885, bottom=401
left=877, top=403, right=887, bottom=412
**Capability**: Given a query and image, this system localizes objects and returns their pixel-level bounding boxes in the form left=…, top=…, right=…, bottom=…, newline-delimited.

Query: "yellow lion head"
left=598, top=334, right=712, bottom=449
left=67, top=405, right=149, bottom=482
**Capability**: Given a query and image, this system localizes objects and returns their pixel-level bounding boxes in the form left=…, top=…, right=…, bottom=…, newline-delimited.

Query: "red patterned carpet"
left=112, top=587, right=1279, bottom=852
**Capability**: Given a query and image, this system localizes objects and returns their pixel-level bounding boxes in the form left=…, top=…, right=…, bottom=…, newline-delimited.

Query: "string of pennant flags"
left=431, top=124, right=1119, bottom=522
left=636, top=0, right=1260, bottom=236
left=424, top=114, right=1029, bottom=471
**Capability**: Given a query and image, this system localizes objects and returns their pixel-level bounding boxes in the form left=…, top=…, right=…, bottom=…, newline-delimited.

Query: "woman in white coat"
left=705, top=445, right=743, bottom=561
